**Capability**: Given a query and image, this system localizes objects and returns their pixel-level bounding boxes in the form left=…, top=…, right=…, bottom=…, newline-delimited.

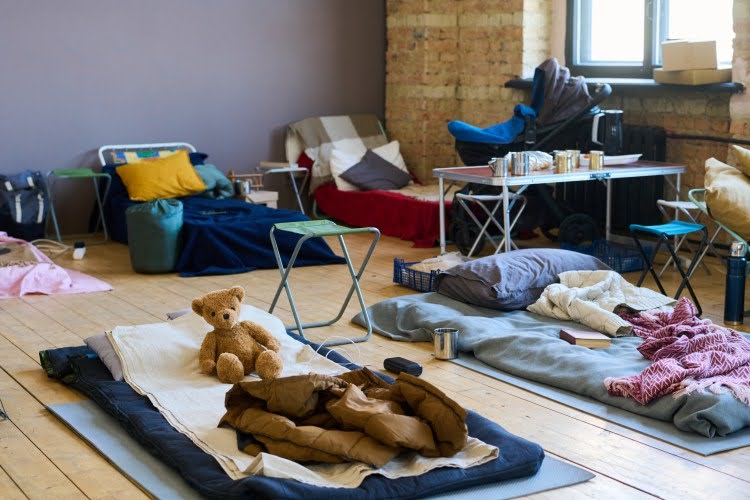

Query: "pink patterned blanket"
left=605, top=298, right=750, bottom=406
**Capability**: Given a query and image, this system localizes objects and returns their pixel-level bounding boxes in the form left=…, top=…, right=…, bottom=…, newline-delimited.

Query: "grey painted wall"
left=0, top=0, right=385, bottom=233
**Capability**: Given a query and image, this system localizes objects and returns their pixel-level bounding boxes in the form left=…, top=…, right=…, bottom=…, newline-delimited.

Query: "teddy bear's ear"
left=191, top=298, right=204, bottom=316
left=229, top=286, right=245, bottom=302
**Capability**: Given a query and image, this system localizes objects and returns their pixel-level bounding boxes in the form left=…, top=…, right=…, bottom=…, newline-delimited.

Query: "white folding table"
left=433, top=161, right=686, bottom=254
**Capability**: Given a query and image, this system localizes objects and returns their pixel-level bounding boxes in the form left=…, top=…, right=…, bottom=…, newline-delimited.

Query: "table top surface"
left=433, top=160, right=685, bottom=186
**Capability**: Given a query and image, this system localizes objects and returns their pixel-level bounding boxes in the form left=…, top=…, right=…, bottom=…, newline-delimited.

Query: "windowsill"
left=505, top=77, right=745, bottom=94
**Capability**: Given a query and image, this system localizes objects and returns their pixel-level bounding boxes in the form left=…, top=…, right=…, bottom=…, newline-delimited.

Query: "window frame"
left=566, top=0, right=665, bottom=79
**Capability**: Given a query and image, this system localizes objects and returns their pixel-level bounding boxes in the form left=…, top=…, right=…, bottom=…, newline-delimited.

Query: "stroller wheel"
left=558, top=214, right=599, bottom=246
left=451, top=221, right=485, bottom=256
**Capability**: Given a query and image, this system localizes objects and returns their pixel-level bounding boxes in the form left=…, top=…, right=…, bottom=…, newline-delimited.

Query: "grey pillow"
left=339, top=150, right=411, bottom=190
left=436, top=248, right=611, bottom=310
left=84, top=333, right=124, bottom=381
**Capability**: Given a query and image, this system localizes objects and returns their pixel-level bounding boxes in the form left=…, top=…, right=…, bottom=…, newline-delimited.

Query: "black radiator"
left=558, top=125, right=667, bottom=232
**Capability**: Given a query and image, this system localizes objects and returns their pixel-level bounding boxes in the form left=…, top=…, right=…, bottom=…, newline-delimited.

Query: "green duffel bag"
left=125, top=199, right=184, bottom=273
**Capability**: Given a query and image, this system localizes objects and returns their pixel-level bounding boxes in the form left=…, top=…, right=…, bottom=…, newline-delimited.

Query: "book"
left=559, top=328, right=611, bottom=349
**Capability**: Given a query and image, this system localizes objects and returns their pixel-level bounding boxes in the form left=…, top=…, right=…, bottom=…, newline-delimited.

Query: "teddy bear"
left=191, top=286, right=283, bottom=383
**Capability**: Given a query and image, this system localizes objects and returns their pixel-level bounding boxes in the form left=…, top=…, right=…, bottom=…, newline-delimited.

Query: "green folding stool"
left=47, top=168, right=111, bottom=243
left=268, top=220, right=380, bottom=346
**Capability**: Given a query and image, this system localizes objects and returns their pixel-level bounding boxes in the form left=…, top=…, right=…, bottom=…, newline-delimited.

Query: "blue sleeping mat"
left=41, top=336, right=545, bottom=499
left=102, top=166, right=344, bottom=277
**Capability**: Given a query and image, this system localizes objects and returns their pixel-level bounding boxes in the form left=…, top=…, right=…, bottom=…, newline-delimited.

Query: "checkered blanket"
left=285, top=115, right=388, bottom=192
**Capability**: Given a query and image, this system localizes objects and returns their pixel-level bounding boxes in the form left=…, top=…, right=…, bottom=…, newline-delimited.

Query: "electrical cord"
left=30, top=239, right=71, bottom=259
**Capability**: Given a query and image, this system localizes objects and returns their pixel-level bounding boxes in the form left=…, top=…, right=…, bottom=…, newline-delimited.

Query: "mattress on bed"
left=104, top=188, right=344, bottom=277
left=353, top=293, right=750, bottom=438
left=313, top=183, right=451, bottom=248
left=41, top=337, right=545, bottom=500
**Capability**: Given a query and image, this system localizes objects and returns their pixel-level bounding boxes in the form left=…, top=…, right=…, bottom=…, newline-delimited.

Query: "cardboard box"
left=653, top=67, right=732, bottom=85
left=661, top=40, right=718, bottom=71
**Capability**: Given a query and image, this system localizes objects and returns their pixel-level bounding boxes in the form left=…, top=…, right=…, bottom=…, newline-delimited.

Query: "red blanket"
left=313, top=183, right=450, bottom=248
left=605, top=298, right=750, bottom=406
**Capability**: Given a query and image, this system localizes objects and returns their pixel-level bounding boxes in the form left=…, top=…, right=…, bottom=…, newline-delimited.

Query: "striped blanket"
left=606, top=298, right=750, bottom=406
left=285, top=115, right=387, bottom=192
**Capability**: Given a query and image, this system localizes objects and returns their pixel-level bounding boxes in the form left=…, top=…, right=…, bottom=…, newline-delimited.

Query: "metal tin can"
left=566, top=150, right=580, bottom=169
left=511, top=152, right=530, bottom=176
left=433, top=328, right=460, bottom=360
left=488, top=156, right=508, bottom=177
left=555, top=152, right=572, bottom=173
left=589, top=150, right=604, bottom=171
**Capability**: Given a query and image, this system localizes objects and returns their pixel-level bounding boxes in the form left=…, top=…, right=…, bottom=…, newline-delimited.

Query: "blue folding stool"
left=630, top=221, right=708, bottom=316
left=268, top=220, right=380, bottom=347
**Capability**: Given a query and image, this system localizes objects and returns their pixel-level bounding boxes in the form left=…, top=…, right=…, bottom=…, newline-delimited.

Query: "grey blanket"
left=353, top=293, right=750, bottom=438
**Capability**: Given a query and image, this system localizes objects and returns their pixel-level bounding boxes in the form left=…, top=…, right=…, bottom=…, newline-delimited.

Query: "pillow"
left=371, top=140, right=408, bottom=174
left=116, top=150, right=206, bottom=201
left=436, top=248, right=611, bottom=310
left=84, top=333, right=124, bottom=381
left=330, top=148, right=365, bottom=191
left=339, top=150, right=412, bottom=190
left=705, top=157, right=750, bottom=240
left=113, top=149, right=178, bottom=164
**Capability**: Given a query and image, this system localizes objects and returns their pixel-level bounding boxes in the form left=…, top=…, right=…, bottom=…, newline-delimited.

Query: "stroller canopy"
left=447, top=58, right=594, bottom=145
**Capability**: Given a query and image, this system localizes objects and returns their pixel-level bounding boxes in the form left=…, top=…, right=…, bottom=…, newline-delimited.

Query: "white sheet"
left=108, top=305, right=497, bottom=488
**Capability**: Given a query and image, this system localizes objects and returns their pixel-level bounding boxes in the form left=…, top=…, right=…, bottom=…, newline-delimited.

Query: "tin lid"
left=730, top=241, right=747, bottom=257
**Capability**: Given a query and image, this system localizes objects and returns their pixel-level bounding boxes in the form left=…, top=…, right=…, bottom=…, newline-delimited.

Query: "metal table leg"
left=439, top=175, right=446, bottom=254
left=502, top=184, right=511, bottom=252
left=605, top=178, right=612, bottom=241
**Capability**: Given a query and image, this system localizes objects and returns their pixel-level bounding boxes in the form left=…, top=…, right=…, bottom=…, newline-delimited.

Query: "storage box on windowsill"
left=653, top=66, right=732, bottom=85
left=661, top=39, right=718, bottom=71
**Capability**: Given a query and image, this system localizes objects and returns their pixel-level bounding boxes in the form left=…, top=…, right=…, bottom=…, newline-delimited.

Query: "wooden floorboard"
left=0, top=233, right=748, bottom=499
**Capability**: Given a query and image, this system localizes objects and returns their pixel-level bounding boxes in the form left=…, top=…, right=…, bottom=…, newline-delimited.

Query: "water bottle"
left=724, top=241, right=747, bottom=325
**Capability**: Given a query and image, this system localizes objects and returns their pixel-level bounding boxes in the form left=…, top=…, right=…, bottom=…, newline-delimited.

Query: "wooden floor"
left=0, top=233, right=748, bottom=499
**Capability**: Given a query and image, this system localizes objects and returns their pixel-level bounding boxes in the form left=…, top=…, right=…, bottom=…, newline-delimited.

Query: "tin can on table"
left=589, top=150, right=604, bottom=171
left=566, top=150, right=581, bottom=169
left=555, top=151, right=572, bottom=173
left=488, top=156, right=508, bottom=177
left=511, top=152, right=530, bottom=176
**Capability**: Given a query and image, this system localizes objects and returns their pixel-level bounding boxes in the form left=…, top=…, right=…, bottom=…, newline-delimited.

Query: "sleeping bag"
left=125, top=199, right=183, bottom=273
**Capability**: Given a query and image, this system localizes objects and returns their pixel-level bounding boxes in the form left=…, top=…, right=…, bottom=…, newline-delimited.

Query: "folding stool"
left=454, top=192, right=527, bottom=257
left=630, top=221, right=708, bottom=316
left=656, top=198, right=723, bottom=278
left=268, top=220, right=380, bottom=346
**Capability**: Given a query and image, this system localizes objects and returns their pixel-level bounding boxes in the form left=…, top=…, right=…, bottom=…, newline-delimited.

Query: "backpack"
left=0, top=170, right=49, bottom=241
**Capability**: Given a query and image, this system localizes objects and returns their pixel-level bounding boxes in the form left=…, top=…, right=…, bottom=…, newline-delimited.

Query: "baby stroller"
left=447, top=58, right=612, bottom=255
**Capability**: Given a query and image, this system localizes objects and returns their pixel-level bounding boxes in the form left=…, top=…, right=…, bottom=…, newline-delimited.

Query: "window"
left=566, top=0, right=734, bottom=78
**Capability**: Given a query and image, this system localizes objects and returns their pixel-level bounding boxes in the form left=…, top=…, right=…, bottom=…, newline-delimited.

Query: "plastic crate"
left=393, top=258, right=440, bottom=292
left=561, top=240, right=652, bottom=274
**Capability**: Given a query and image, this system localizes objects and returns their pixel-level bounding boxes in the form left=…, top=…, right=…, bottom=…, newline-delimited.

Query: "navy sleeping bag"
left=40, top=334, right=545, bottom=499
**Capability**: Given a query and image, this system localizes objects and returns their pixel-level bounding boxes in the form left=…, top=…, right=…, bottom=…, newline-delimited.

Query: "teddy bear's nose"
left=223, top=313, right=230, bottom=320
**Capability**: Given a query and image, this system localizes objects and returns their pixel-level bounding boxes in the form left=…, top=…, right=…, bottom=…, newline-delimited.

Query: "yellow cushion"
left=732, top=144, right=750, bottom=177
left=117, top=150, right=206, bottom=201
left=704, top=157, right=750, bottom=240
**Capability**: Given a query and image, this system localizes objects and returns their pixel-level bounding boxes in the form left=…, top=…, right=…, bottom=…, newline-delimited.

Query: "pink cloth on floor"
left=0, top=232, right=111, bottom=298
left=605, top=298, right=750, bottom=406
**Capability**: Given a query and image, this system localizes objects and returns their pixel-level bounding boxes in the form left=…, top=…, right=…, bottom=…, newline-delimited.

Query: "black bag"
left=0, top=170, right=49, bottom=241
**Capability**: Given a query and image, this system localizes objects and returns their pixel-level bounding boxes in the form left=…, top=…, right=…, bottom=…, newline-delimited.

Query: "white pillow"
left=371, top=140, right=408, bottom=173
left=330, top=148, right=364, bottom=191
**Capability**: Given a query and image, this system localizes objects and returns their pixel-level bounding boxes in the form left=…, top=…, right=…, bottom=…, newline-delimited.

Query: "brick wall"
left=385, top=0, right=750, bottom=195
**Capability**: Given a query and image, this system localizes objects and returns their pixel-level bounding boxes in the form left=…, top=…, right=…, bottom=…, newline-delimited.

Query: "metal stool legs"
left=268, top=225, right=380, bottom=347
left=631, top=226, right=708, bottom=316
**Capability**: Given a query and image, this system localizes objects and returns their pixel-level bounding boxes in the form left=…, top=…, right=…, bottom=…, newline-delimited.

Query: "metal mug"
left=566, top=150, right=581, bottom=169
left=234, top=179, right=253, bottom=196
left=488, top=156, right=508, bottom=177
left=555, top=151, right=572, bottom=173
left=432, top=328, right=459, bottom=360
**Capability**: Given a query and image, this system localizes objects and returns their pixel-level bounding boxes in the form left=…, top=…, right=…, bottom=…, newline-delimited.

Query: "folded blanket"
left=606, top=298, right=750, bottom=406
left=108, top=306, right=496, bottom=488
left=527, top=270, right=675, bottom=337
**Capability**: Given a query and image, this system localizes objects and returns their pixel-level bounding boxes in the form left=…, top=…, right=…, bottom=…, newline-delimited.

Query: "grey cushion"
left=436, top=248, right=611, bottom=310
left=339, top=150, right=412, bottom=190
left=84, top=333, right=124, bottom=381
